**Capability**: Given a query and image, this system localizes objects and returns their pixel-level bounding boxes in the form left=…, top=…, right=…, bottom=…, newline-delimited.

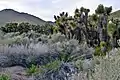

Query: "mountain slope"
left=109, top=10, right=120, bottom=20
left=0, top=9, right=47, bottom=26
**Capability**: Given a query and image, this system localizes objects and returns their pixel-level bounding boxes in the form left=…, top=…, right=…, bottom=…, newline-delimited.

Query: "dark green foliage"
left=54, top=12, right=70, bottom=35
left=75, top=8, right=79, bottom=14
left=1, top=23, right=18, bottom=33
left=84, top=8, right=90, bottom=14
left=18, top=22, right=31, bottom=33
left=94, top=46, right=106, bottom=56
left=94, top=41, right=112, bottom=56
left=95, top=4, right=105, bottom=14
left=59, top=53, right=71, bottom=62
left=65, top=12, right=68, bottom=17
left=1, top=22, right=31, bottom=33
left=80, top=7, right=84, bottom=12
left=91, top=14, right=98, bottom=22
left=54, top=15, right=57, bottom=20
left=105, top=6, right=112, bottom=15
left=95, top=4, right=112, bottom=15
left=0, top=22, right=54, bottom=35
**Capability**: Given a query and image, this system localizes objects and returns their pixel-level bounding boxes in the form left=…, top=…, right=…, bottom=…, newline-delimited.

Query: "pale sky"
left=0, top=0, right=120, bottom=21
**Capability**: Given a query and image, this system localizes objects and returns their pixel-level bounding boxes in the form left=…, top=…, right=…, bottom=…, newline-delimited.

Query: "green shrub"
left=0, top=74, right=10, bottom=80
left=31, top=60, right=61, bottom=75
left=26, top=64, right=39, bottom=76
left=75, top=60, right=83, bottom=71
left=108, top=22, right=117, bottom=36
left=59, top=53, right=70, bottom=62
left=94, top=46, right=106, bottom=56
left=94, top=41, right=112, bottom=56
left=100, top=41, right=106, bottom=48
left=93, top=50, right=120, bottom=80
left=42, top=60, right=61, bottom=71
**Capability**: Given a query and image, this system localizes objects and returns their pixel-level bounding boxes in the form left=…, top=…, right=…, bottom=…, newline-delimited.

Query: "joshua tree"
left=72, top=7, right=90, bottom=43
left=90, top=14, right=99, bottom=27
left=53, top=4, right=117, bottom=49
left=94, top=4, right=113, bottom=54
left=54, top=12, right=69, bottom=36
left=95, top=4, right=112, bottom=42
left=84, top=8, right=90, bottom=30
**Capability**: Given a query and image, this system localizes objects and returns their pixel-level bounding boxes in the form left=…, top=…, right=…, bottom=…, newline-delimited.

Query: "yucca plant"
left=26, top=64, right=39, bottom=76
left=41, top=60, right=61, bottom=72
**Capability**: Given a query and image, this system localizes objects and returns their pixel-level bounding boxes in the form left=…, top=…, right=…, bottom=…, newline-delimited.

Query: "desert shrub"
left=27, top=30, right=41, bottom=39
left=0, top=35, right=27, bottom=45
left=0, top=42, right=59, bottom=67
left=73, top=48, right=120, bottom=80
left=75, top=60, right=83, bottom=71
left=49, top=39, right=94, bottom=63
left=0, top=31, right=41, bottom=45
left=74, top=48, right=120, bottom=80
left=37, top=34, right=49, bottom=43
left=48, top=33, right=66, bottom=44
left=75, top=59, right=95, bottom=72
left=0, top=38, right=94, bottom=68
left=92, top=49, right=120, bottom=80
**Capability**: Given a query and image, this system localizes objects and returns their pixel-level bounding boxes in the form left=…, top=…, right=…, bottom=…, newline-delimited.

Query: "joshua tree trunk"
left=84, top=11, right=89, bottom=45
left=103, top=14, right=108, bottom=42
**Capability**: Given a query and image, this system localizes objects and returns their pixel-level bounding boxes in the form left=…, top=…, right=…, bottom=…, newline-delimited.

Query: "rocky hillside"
left=0, top=9, right=49, bottom=26
left=109, top=10, right=120, bottom=20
